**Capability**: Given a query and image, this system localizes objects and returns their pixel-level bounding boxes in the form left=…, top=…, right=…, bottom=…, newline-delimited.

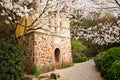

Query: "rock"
left=50, top=73, right=60, bottom=80
left=39, top=74, right=50, bottom=80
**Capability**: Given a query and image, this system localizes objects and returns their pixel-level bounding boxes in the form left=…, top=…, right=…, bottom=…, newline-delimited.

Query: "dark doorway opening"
left=55, top=48, right=60, bottom=63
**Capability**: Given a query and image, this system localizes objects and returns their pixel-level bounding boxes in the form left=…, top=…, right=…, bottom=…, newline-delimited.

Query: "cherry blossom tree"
left=71, top=0, right=120, bottom=45
left=0, top=0, right=113, bottom=32
left=0, top=0, right=120, bottom=44
left=0, top=0, right=75, bottom=41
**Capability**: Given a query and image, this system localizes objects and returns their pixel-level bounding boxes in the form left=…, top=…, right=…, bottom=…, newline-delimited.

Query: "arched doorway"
left=54, top=48, right=60, bottom=68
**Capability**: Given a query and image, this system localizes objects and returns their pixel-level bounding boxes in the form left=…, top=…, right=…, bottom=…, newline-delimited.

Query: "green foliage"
left=101, top=47, right=120, bottom=77
left=71, top=40, right=87, bottom=63
left=30, top=65, right=39, bottom=77
left=106, top=60, right=120, bottom=80
left=0, top=38, right=25, bottom=80
left=71, top=40, right=86, bottom=53
left=72, top=53, right=87, bottom=63
left=94, top=51, right=106, bottom=70
left=94, top=47, right=120, bottom=80
left=84, top=44, right=99, bottom=57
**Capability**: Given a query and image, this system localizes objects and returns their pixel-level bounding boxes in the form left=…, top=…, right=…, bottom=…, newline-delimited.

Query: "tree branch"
left=16, top=0, right=49, bottom=28
left=27, top=27, right=42, bottom=32
left=29, top=0, right=49, bottom=27
left=26, top=26, right=50, bottom=32
left=115, top=0, right=120, bottom=8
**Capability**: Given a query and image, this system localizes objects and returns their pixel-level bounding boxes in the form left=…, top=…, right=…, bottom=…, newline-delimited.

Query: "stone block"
left=19, top=32, right=73, bottom=74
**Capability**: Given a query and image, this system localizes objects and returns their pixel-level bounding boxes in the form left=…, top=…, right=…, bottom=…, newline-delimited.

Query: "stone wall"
left=18, top=33, right=35, bottom=72
left=34, top=32, right=54, bottom=73
left=19, top=31, right=73, bottom=74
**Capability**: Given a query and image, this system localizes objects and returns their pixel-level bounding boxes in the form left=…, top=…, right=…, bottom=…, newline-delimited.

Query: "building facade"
left=17, top=11, right=73, bottom=74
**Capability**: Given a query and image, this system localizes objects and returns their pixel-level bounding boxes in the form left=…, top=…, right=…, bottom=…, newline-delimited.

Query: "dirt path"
left=42, top=59, right=104, bottom=80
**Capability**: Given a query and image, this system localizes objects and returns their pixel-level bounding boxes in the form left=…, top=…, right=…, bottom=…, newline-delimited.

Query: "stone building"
left=17, top=11, right=73, bottom=74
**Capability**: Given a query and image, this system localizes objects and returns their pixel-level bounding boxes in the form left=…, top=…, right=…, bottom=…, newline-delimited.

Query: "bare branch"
left=26, top=26, right=50, bottom=32
left=17, top=22, right=31, bottom=27
left=15, top=0, right=49, bottom=28
left=29, top=0, right=49, bottom=27
left=27, top=27, right=42, bottom=32
left=115, top=0, right=120, bottom=8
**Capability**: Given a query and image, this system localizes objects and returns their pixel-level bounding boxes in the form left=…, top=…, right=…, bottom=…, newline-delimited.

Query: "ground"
left=41, top=59, right=104, bottom=80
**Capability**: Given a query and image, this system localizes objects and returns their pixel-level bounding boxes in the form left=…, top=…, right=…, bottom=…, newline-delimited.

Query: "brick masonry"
left=19, top=31, right=73, bottom=74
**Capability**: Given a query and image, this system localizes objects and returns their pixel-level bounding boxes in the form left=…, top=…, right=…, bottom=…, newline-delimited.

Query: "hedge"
left=0, top=38, right=25, bottom=80
left=94, top=47, right=120, bottom=80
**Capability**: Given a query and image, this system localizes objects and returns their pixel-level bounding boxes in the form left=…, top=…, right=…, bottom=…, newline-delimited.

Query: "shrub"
left=71, top=40, right=86, bottom=53
left=84, top=45, right=99, bottom=57
left=94, top=47, right=120, bottom=80
left=72, top=53, right=87, bottom=63
left=71, top=40, right=87, bottom=63
left=0, top=38, right=25, bottom=80
left=94, top=51, right=106, bottom=70
left=30, top=65, right=39, bottom=77
left=101, top=47, right=120, bottom=78
left=107, top=60, right=120, bottom=80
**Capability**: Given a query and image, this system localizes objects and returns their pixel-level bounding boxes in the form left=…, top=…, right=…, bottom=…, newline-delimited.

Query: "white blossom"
left=0, top=0, right=120, bottom=44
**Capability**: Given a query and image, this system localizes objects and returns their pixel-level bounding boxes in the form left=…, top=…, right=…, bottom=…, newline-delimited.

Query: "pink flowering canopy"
left=0, top=0, right=120, bottom=45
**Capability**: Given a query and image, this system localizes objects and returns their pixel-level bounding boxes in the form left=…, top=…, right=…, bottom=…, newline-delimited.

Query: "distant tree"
left=71, top=0, right=120, bottom=45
